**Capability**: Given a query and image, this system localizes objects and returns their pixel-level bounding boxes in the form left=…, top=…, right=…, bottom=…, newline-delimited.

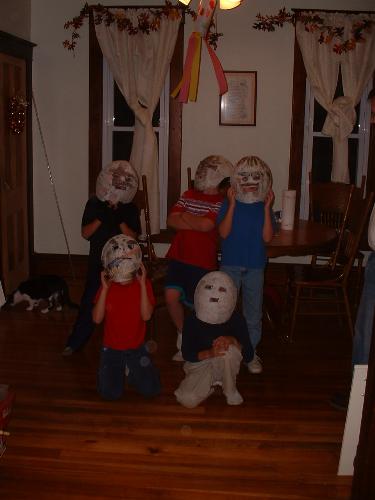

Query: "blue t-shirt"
left=217, top=200, right=266, bottom=269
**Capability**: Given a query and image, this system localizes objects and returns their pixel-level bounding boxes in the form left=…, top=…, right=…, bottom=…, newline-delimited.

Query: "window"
left=299, top=76, right=373, bottom=219
left=102, top=59, right=170, bottom=228
left=88, top=15, right=183, bottom=234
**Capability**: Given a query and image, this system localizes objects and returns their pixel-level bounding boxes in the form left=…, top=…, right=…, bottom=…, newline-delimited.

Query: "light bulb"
left=219, top=0, right=242, bottom=10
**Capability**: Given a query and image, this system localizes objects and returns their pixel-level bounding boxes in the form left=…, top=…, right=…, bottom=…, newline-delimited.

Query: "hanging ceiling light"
left=178, top=0, right=242, bottom=9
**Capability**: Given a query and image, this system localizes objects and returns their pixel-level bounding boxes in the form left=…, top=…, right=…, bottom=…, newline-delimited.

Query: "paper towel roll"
left=281, top=190, right=296, bottom=230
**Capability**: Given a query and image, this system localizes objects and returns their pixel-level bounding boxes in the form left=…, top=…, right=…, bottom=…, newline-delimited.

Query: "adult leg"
left=97, top=347, right=126, bottom=400
left=174, top=360, right=215, bottom=408
left=126, top=345, right=161, bottom=398
left=352, top=252, right=375, bottom=366
left=64, top=271, right=100, bottom=352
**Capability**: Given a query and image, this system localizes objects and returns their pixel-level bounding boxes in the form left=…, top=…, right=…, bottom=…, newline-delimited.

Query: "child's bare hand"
left=136, top=262, right=147, bottom=285
left=227, top=186, right=236, bottom=206
left=264, top=189, right=275, bottom=209
left=100, top=270, right=112, bottom=290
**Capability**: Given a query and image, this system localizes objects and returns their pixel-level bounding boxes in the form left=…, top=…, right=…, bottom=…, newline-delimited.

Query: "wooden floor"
left=0, top=281, right=354, bottom=499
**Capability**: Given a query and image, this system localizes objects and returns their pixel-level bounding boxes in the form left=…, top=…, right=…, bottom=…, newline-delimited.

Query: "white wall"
left=0, top=0, right=31, bottom=41
left=30, top=0, right=375, bottom=255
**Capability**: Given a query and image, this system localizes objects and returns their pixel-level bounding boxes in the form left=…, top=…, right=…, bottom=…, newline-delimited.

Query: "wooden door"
left=0, top=52, right=29, bottom=294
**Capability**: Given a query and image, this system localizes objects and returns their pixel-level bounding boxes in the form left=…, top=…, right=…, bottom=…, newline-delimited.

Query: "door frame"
left=0, top=30, right=35, bottom=268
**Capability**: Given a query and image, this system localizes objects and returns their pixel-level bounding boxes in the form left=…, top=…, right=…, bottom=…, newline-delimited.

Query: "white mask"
left=96, top=161, right=138, bottom=205
left=194, top=155, right=233, bottom=192
left=194, top=271, right=237, bottom=325
left=232, top=156, right=272, bottom=203
left=101, top=235, right=142, bottom=283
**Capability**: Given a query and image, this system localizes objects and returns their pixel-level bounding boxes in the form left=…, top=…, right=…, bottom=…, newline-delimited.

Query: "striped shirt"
left=167, top=189, right=224, bottom=270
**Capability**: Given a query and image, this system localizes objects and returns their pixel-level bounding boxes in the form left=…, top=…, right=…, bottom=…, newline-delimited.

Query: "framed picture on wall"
left=219, top=71, right=257, bottom=126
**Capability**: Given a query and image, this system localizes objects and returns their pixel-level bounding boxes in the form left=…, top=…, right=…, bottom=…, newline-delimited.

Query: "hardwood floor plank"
left=0, top=295, right=353, bottom=498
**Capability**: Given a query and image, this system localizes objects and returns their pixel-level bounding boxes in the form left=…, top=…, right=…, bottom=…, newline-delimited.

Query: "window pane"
left=114, top=83, right=135, bottom=127
left=112, top=131, right=133, bottom=161
left=152, top=101, right=160, bottom=127
left=348, top=138, right=358, bottom=184
left=311, top=136, right=358, bottom=184
left=313, top=100, right=327, bottom=131
left=311, top=137, right=332, bottom=182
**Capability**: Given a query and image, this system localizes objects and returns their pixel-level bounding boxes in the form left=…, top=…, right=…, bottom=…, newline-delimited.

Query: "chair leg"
left=289, top=284, right=301, bottom=342
left=342, top=289, right=354, bottom=337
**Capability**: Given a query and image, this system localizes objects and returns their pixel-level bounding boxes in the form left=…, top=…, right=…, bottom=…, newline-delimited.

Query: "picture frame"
left=219, top=71, right=257, bottom=126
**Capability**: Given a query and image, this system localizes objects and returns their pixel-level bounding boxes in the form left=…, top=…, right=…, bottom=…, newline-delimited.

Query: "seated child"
left=165, top=156, right=233, bottom=361
left=93, top=234, right=160, bottom=401
left=174, top=271, right=253, bottom=408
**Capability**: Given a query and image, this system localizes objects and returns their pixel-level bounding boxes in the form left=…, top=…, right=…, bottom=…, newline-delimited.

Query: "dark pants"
left=65, top=270, right=101, bottom=351
left=97, top=344, right=161, bottom=401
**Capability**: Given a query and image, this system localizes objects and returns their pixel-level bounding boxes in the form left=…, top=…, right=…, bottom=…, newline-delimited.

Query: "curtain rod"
left=292, top=8, right=375, bottom=15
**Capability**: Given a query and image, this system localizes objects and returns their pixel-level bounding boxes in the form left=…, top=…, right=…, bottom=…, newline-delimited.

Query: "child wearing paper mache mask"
left=93, top=235, right=160, bottom=401
left=175, top=271, right=253, bottom=408
left=217, top=156, right=275, bottom=375
left=165, top=155, right=233, bottom=361
left=63, top=161, right=141, bottom=356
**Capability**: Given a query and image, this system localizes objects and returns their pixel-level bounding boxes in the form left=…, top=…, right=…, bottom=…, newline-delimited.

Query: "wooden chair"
left=187, top=167, right=194, bottom=189
left=133, top=175, right=167, bottom=338
left=133, top=175, right=157, bottom=264
left=287, top=191, right=375, bottom=342
left=308, top=172, right=355, bottom=269
left=309, top=174, right=367, bottom=309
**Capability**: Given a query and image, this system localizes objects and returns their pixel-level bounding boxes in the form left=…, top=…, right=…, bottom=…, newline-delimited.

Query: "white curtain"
left=95, top=9, right=180, bottom=233
left=297, top=12, right=375, bottom=183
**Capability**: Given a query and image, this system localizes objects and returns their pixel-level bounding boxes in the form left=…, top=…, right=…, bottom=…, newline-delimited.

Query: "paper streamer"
left=281, top=189, right=296, bottom=230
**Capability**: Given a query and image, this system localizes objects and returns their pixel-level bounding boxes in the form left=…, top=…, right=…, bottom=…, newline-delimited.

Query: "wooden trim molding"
left=0, top=31, right=36, bottom=256
left=288, top=32, right=306, bottom=217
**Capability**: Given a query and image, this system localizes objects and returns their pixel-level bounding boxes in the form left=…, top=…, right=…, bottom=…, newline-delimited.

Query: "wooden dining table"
left=266, top=219, right=337, bottom=258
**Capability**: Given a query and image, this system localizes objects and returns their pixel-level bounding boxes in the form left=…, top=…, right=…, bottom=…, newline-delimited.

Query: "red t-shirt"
left=166, top=189, right=223, bottom=270
left=96, top=279, right=155, bottom=350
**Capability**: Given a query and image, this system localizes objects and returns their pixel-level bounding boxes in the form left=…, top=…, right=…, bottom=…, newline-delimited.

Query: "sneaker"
left=247, top=353, right=263, bottom=374
left=226, top=390, right=244, bottom=406
left=172, top=350, right=184, bottom=362
left=62, top=346, right=73, bottom=357
left=329, top=391, right=349, bottom=411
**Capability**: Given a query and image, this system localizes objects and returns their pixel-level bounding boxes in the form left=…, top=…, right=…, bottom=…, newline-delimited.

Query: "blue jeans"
left=65, top=270, right=101, bottom=351
left=352, top=252, right=375, bottom=366
left=97, top=344, right=161, bottom=400
left=220, top=265, right=264, bottom=351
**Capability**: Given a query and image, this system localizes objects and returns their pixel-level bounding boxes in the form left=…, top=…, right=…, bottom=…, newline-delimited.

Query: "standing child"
left=165, top=155, right=233, bottom=360
left=63, top=161, right=141, bottom=355
left=175, top=271, right=254, bottom=408
left=218, top=156, right=275, bottom=374
left=93, top=235, right=160, bottom=400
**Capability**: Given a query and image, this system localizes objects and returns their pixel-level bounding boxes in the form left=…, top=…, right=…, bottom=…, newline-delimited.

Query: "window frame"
left=289, top=38, right=375, bottom=218
left=88, top=9, right=183, bottom=233
left=299, top=78, right=373, bottom=219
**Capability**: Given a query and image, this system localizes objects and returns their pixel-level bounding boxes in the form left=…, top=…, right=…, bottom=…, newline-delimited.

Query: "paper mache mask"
left=96, top=160, right=138, bottom=205
left=101, top=234, right=142, bottom=284
left=194, top=155, right=233, bottom=192
left=232, top=156, right=272, bottom=204
left=194, top=271, right=237, bottom=325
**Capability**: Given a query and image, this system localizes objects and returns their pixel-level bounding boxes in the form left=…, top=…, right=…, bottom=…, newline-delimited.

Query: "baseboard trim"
left=30, top=253, right=88, bottom=280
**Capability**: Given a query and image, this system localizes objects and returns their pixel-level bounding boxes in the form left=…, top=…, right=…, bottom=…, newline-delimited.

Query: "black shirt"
left=182, top=311, right=254, bottom=363
left=82, top=196, right=141, bottom=272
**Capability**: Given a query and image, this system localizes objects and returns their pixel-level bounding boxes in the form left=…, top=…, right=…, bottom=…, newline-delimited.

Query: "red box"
left=0, top=387, right=15, bottom=457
